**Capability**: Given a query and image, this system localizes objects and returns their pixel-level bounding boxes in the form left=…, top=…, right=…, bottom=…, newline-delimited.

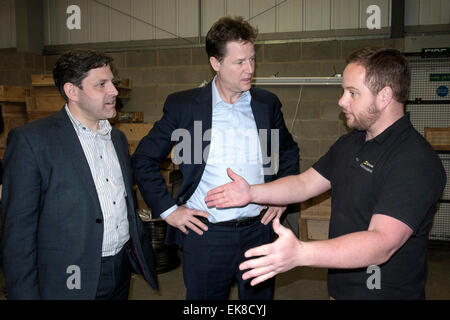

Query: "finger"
left=241, top=264, right=274, bottom=280
left=191, top=209, right=210, bottom=218
left=206, top=186, right=225, bottom=197
left=178, top=225, right=189, bottom=235
left=260, top=208, right=275, bottom=225
left=244, top=243, right=271, bottom=259
left=204, top=193, right=223, bottom=203
left=275, top=208, right=284, bottom=219
left=186, top=221, right=205, bottom=236
left=239, top=255, right=267, bottom=272
left=205, top=198, right=229, bottom=208
left=250, top=271, right=277, bottom=287
left=191, top=217, right=209, bottom=232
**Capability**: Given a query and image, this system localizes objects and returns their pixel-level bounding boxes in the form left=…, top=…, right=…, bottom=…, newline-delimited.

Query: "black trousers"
left=182, top=219, right=275, bottom=300
left=95, top=242, right=132, bottom=300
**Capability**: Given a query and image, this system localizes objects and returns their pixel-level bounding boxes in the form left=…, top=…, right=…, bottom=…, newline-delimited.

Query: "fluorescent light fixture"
left=252, top=76, right=342, bottom=86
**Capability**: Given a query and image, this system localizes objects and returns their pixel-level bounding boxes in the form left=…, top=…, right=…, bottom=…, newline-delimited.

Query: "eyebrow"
left=343, top=85, right=359, bottom=91
left=234, top=55, right=255, bottom=61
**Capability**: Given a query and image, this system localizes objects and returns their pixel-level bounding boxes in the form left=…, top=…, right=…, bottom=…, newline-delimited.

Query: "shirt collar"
left=372, top=113, right=411, bottom=144
left=65, top=104, right=112, bottom=138
left=212, top=76, right=251, bottom=108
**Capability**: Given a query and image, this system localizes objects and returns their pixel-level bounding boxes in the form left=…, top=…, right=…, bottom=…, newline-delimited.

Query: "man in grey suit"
left=1, top=49, right=158, bottom=299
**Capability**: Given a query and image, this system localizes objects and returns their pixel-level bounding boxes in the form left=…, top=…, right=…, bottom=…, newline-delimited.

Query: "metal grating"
left=405, top=52, right=450, bottom=242
left=430, top=202, right=450, bottom=241
left=407, top=53, right=450, bottom=105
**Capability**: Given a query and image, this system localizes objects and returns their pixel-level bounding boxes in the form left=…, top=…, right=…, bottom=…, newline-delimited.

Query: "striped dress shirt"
left=65, top=105, right=130, bottom=257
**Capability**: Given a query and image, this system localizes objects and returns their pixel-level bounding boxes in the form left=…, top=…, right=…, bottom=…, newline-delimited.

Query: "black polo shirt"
left=313, top=113, right=446, bottom=299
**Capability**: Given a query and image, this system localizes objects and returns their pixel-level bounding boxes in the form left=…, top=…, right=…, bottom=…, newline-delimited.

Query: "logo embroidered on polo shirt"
left=360, top=160, right=374, bottom=173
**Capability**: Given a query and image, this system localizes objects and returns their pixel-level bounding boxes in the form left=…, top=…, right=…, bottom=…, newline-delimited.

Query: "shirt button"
left=100, top=155, right=103, bottom=159
left=113, top=201, right=116, bottom=205
left=355, top=157, right=359, bottom=162
left=106, top=178, right=109, bottom=182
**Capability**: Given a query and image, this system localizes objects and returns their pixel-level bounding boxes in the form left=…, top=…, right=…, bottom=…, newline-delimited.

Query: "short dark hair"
left=53, top=49, right=114, bottom=102
left=347, top=47, right=410, bottom=104
left=205, top=16, right=257, bottom=61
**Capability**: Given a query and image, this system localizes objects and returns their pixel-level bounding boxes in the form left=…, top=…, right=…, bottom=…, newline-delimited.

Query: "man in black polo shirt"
left=205, top=47, right=447, bottom=299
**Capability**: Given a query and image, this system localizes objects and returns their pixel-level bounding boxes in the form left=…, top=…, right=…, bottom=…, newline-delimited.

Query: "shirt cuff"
left=160, top=204, right=178, bottom=220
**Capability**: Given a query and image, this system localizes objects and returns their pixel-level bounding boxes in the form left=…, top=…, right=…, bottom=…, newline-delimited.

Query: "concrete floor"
left=1, top=245, right=449, bottom=300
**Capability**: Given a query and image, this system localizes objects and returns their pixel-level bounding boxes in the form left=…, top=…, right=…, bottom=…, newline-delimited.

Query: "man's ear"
left=63, top=82, right=79, bottom=102
left=377, top=86, right=393, bottom=109
left=209, top=56, right=221, bottom=72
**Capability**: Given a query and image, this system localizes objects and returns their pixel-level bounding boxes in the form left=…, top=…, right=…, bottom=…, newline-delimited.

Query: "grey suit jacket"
left=1, top=108, right=157, bottom=299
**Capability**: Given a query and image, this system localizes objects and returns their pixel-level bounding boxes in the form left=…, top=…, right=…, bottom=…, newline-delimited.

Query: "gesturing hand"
left=238, top=218, right=303, bottom=286
left=165, top=206, right=209, bottom=235
left=204, top=168, right=252, bottom=208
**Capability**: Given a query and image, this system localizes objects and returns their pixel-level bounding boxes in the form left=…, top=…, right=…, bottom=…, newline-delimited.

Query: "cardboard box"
left=299, top=194, right=331, bottom=241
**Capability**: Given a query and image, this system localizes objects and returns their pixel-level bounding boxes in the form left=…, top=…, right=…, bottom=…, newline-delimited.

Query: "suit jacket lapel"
left=250, top=88, right=270, bottom=131
left=250, top=89, right=273, bottom=174
left=195, top=81, right=213, bottom=131
left=54, top=108, right=103, bottom=215
left=194, top=82, right=213, bottom=162
left=111, top=129, right=132, bottom=193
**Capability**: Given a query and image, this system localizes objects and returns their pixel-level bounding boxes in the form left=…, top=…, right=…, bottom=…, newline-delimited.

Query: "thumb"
left=272, top=218, right=287, bottom=236
left=226, top=168, right=239, bottom=181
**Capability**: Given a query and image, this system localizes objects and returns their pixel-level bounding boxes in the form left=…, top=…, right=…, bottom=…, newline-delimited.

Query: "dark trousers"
left=95, top=243, right=132, bottom=300
left=182, top=220, right=275, bottom=300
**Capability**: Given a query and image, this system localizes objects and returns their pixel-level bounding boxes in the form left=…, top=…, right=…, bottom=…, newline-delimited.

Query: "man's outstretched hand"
left=205, top=168, right=252, bottom=208
left=238, top=218, right=302, bottom=286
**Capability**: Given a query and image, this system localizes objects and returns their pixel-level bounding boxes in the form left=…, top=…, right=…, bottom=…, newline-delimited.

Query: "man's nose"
left=109, top=83, right=119, bottom=96
left=245, top=60, right=254, bottom=74
left=338, top=93, right=347, bottom=108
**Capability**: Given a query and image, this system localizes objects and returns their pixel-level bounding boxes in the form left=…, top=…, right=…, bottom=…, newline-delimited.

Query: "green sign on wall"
left=430, top=74, right=450, bottom=82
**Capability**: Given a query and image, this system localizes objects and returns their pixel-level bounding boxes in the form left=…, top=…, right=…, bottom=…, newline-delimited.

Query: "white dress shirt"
left=161, top=77, right=264, bottom=223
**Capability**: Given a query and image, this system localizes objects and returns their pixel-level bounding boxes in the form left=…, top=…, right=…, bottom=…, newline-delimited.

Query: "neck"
left=365, top=102, right=404, bottom=141
left=67, top=103, right=99, bottom=132
left=214, top=78, right=243, bottom=104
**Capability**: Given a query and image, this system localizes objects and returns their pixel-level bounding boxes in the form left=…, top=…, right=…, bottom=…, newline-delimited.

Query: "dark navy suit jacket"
left=132, top=81, right=299, bottom=247
left=1, top=108, right=158, bottom=299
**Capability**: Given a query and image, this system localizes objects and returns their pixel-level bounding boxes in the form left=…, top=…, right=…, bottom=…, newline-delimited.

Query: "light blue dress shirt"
left=161, top=77, right=264, bottom=223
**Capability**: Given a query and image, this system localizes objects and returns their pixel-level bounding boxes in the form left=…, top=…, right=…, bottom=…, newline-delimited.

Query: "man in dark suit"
left=1, top=49, right=158, bottom=299
left=132, top=16, right=299, bottom=300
